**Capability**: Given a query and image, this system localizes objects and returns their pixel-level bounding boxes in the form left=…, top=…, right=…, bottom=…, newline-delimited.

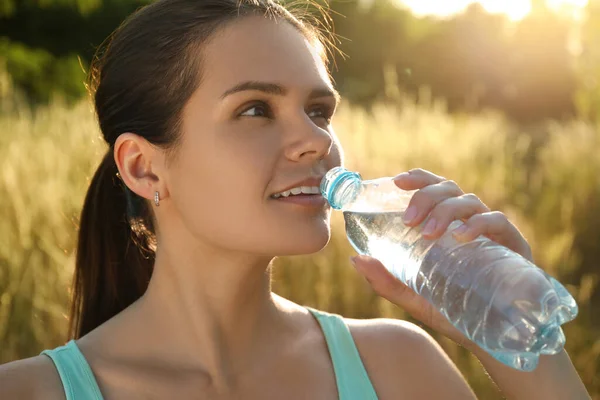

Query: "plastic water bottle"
left=320, top=166, right=578, bottom=371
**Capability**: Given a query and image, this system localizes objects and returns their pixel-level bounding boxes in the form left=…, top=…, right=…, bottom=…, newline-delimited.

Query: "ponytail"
left=69, top=150, right=155, bottom=339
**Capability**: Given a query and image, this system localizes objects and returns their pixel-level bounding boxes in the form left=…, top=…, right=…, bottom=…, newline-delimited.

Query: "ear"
left=114, top=133, right=168, bottom=203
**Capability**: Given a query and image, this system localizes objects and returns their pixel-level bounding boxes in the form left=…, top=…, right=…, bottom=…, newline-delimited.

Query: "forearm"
left=469, top=346, right=591, bottom=400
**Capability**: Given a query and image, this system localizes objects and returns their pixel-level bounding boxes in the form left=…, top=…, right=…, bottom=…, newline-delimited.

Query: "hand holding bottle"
left=349, top=168, right=547, bottom=353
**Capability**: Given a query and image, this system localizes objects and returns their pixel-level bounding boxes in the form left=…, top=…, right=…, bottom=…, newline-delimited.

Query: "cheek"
left=178, top=127, right=276, bottom=195
left=165, top=131, right=270, bottom=246
left=171, top=141, right=271, bottom=228
left=168, top=128, right=333, bottom=255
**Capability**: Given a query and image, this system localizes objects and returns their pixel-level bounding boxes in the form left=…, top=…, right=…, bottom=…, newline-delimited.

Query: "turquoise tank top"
left=41, top=307, right=379, bottom=399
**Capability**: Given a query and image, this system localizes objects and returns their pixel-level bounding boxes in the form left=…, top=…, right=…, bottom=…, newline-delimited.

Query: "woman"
left=0, top=0, right=590, bottom=398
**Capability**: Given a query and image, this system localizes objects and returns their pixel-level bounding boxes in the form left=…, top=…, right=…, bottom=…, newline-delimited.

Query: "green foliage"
left=0, top=0, right=16, bottom=17
left=2, top=0, right=102, bottom=16
left=0, top=0, right=593, bottom=122
left=0, top=38, right=87, bottom=103
left=0, top=0, right=151, bottom=105
left=36, top=0, right=102, bottom=15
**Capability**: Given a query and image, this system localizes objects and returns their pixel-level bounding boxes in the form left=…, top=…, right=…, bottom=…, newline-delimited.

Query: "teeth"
left=272, top=186, right=320, bottom=198
left=302, top=186, right=320, bottom=194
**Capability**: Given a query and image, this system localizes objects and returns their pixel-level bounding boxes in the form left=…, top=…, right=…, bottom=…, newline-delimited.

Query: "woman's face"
left=165, top=16, right=342, bottom=256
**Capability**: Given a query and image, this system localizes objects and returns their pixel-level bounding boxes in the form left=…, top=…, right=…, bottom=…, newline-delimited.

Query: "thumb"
left=351, top=255, right=471, bottom=347
left=351, top=255, right=416, bottom=306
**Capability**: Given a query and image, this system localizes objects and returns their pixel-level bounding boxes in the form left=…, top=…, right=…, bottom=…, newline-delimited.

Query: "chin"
left=277, top=225, right=331, bottom=256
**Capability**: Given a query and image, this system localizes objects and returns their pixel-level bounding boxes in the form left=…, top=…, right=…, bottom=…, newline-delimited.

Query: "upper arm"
left=0, top=355, right=65, bottom=400
left=347, top=318, right=478, bottom=400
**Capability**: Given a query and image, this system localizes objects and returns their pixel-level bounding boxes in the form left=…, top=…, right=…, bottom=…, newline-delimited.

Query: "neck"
left=130, top=234, right=296, bottom=390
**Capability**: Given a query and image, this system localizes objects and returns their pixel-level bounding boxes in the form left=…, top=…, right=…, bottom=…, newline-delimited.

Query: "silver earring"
left=154, top=191, right=160, bottom=207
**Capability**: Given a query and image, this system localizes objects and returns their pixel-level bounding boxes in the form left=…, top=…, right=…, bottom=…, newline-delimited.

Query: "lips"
left=268, top=176, right=328, bottom=208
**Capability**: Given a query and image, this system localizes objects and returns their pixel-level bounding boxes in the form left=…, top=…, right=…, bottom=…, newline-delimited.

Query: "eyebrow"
left=220, top=80, right=341, bottom=105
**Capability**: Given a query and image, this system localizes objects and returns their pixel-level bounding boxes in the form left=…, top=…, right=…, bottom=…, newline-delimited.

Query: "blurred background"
left=1, top=0, right=599, bottom=398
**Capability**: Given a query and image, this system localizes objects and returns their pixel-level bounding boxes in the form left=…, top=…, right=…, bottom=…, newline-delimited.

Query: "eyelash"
left=238, top=101, right=334, bottom=123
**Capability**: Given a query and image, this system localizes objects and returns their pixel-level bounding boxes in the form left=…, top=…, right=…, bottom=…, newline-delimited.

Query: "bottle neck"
left=320, top=167, right=362, bottom=210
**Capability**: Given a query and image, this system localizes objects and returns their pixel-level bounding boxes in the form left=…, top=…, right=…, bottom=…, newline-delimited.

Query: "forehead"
left=200, top=16, right=332, bottom=93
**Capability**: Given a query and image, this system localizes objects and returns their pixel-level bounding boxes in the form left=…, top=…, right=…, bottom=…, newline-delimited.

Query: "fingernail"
left=394, top=172, right=410, bottom=180
left=350, top=256, right=358, bottom=267
left=403, top=206, right=417, bottom=223
left=452, top=224, right=469, bottom=236
left=422, top=218, right=437, bottom=235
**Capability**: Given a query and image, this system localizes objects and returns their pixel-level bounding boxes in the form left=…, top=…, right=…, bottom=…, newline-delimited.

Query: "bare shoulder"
left=345, top=317, right=478, bottom=400
left=0, top=355, right=65, bottom=400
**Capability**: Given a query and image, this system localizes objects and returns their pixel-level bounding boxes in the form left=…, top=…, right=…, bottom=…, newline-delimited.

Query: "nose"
left=284, top=116, right=333, bottom=162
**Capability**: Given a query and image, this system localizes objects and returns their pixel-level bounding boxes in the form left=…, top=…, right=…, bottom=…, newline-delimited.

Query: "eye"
left=239, top=101, right=272, bottom=118
left=307, top=105, right=334, bottom=123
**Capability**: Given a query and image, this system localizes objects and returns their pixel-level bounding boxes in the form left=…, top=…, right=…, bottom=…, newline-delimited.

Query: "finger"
left=393, top=168, right=446, bottom=191
left=421, top=193, right=490, bottom=239
left=351, top=255, right=418, bottom=308
left=352, top=255, right=471, bottom=347
left=451, top=211, right=533, bottom=261
left=402, top=180, right=464, bottom=227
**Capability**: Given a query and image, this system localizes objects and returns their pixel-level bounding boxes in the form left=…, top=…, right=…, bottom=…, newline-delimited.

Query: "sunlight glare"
left=399, top=0, right=588, bottom=21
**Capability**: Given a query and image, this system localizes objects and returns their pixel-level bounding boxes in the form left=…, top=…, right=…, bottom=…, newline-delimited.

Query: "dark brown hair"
left=70, top=0, right=336, bottom=339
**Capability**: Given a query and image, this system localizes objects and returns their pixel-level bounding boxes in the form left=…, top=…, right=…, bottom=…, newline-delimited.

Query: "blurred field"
left=1, top=73, right=599, bottom=398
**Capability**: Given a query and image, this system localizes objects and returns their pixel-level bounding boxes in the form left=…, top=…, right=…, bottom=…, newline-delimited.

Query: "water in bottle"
left=321, top=166, right=578, bottom=371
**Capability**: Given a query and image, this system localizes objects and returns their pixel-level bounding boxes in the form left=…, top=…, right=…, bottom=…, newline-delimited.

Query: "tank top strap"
left=306, top=307, right=379, bottom=400
left=41, top=340, right=104, bottom=400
